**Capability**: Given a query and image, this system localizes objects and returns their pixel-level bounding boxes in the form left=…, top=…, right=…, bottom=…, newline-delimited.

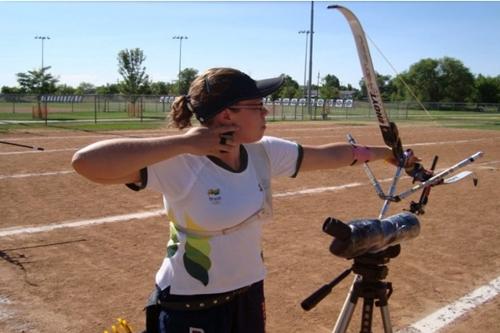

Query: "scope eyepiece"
left=323, top=217, right=351, bottom=240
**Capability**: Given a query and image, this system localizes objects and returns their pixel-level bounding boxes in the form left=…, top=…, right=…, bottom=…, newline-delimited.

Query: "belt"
left=158, top=286, right=250, bottom=311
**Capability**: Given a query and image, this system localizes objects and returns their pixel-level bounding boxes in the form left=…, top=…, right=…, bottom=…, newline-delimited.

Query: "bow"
left=328, top=5, right=483, bottom=217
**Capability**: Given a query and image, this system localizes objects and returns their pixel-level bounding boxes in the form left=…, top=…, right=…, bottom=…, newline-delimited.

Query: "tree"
left=438, top=57, right=474, bottom=102
left=274, top=75, right=300, bottom=99
left=16, top=66, right=58, bottom=95
left=75, top=82, right=96, bottom=95
left=1, top=86, right=27, bottom=102
left=392, top=58, right=441, bottom=102
left=390, top=57, right=475, bottom=103
left=16, top=66, right=59, bottom=118
left=55, top=84, right=76, bottom=95
left=359, top=72, right=393, bottom=101
left=117, top=48, right=150, bottom=117
left=339, top=83, right=353, bottom=91
left=387, top=73, right=407, bottom=101
left=1, top=86, right=27, bottom=94
left=319, top=74, right=340, bottom=99
left=117, top=48, right=150, bottom=99
left=95, top=83, right=120, bottom=95
left=177, top=68, right=198, bottom=95
left=150, top=81, right=171, bottom=95
left=473, top=75, right=500, bottom=103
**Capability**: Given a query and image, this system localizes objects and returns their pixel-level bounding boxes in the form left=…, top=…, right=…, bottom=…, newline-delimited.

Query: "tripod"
left=301, top=245, right=400, bottom=333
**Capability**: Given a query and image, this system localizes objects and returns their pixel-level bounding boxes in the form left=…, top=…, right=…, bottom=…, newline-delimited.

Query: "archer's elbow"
left=71, top=149, right=100, bottom=182
left=71, top=148, right=137, bottom=185
left=72, top=149, right=87, bottom=174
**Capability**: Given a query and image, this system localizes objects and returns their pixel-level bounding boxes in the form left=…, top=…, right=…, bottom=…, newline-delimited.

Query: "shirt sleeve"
left=145, top=154, right=201, bottom=201
left=125, top=167, right=148, bottom=191
left=259, top=136, right=303, bottom=178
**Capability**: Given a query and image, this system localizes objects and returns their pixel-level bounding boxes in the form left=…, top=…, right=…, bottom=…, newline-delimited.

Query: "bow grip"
left=380, top=121, right=404, bottom=162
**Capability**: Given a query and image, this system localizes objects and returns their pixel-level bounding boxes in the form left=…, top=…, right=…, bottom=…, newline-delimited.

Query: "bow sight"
left=301, top=5, right=484, bottom=333
left=348, top=133, right=483, bottom=216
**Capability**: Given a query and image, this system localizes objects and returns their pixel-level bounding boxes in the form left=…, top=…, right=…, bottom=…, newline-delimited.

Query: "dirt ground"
left=1, top=122, right=499, bottom=333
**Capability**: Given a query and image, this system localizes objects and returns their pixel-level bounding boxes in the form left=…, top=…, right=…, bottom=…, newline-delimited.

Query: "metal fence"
left=1, top=94, right=499, bottom=124
left=0, top=94, right=173, bottom=124
left=264, top=98, right=500, bottom=121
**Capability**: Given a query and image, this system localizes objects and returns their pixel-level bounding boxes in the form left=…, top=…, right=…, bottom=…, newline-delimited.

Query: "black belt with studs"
left=158, top=286, right=251, bottom=311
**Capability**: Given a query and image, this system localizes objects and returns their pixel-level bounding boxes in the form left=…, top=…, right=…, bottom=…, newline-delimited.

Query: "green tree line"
left=2, top=48, right=499, bottom=104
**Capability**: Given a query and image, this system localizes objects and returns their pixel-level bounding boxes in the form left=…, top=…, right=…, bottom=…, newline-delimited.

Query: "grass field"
left=1, top=99, right=499, bottom=134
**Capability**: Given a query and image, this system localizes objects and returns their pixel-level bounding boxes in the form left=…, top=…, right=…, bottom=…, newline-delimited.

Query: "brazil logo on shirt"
left=208, top=188, right=221, bottom=204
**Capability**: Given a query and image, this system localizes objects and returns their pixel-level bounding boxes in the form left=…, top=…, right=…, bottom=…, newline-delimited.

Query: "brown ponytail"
left=169, top=95, right=194, bottom=129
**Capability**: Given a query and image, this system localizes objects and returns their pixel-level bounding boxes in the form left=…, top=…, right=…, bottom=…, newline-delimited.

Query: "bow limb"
left=328, top=5, right=403, bottom=162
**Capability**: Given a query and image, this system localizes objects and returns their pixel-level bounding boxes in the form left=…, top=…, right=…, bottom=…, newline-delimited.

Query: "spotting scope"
left=323, top=212, right=420, bottom=259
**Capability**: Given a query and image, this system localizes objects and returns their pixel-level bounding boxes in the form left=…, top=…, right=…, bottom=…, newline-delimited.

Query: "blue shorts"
left=157, top=281, right=266, bottom=333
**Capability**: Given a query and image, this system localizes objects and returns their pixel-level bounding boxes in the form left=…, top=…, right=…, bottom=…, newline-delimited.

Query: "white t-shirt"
left=146, top=136, right=301, bottom=295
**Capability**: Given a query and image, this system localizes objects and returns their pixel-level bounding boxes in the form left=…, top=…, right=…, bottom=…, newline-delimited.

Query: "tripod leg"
left=377, top=285, right=393, bottom=333
left=357, top=280, right=394, bottom=333
left=332, top=276, right=361, bottom=333
left=379, top=305, right=393, bottom=333
left=359, top=297, right=374, bottom=333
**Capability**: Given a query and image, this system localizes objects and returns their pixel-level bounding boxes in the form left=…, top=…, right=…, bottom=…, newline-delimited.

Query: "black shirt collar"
left=207, top=145, right=248, bottom=173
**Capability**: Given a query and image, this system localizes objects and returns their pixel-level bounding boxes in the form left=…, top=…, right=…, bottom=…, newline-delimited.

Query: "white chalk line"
left=0, top=210, right=165, bottom=238
left=397, top=276, right=500, bottom=333
left=407, top=138, right=496, bottom=147
left=0, top=170, right=74, bottom=180
left=274, top=182, right=363, bottom=197
left=0, top=295, right=13, bottom=322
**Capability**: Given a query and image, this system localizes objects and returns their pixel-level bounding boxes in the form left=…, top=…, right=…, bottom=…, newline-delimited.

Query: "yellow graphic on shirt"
left=165, top=207, right=212, bottom=286
left=183, top=213, right=212, bottom=286
left=166, top=208, right=179, bottom=258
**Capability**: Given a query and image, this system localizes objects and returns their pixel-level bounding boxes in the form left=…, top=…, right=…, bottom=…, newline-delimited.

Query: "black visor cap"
left=194, top=73, right=284, bottom=122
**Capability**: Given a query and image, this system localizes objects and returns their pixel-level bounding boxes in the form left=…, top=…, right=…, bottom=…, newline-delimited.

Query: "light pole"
left=307, top=1, right=315, bottom=117
left=34, top=36, right=50, bottom=70
left=298, top=30, right=310, bottom=97
left=172, top=35, right=188, bottom=93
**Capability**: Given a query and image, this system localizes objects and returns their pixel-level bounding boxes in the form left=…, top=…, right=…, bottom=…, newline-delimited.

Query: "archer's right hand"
left=183, top=125, right=240, bottom=156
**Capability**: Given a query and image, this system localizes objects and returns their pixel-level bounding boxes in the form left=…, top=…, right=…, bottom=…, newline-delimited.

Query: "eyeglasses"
left=228, top=104, right=265, bottom=111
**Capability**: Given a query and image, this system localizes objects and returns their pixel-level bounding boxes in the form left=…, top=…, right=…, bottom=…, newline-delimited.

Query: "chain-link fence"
left=0, top=94, right=175, bottom=124
left=1, top=94, right=498, bottom=124
left=264, top=98, right=500, bottom=122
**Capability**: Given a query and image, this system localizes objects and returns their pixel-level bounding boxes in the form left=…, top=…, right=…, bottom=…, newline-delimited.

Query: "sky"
left=1, top=1, right=499, bottom=90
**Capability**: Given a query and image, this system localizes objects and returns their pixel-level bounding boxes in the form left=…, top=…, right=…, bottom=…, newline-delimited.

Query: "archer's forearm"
left=300, top=143, right=393, bottom=172
left=71, top=135, right=190, bottom=184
